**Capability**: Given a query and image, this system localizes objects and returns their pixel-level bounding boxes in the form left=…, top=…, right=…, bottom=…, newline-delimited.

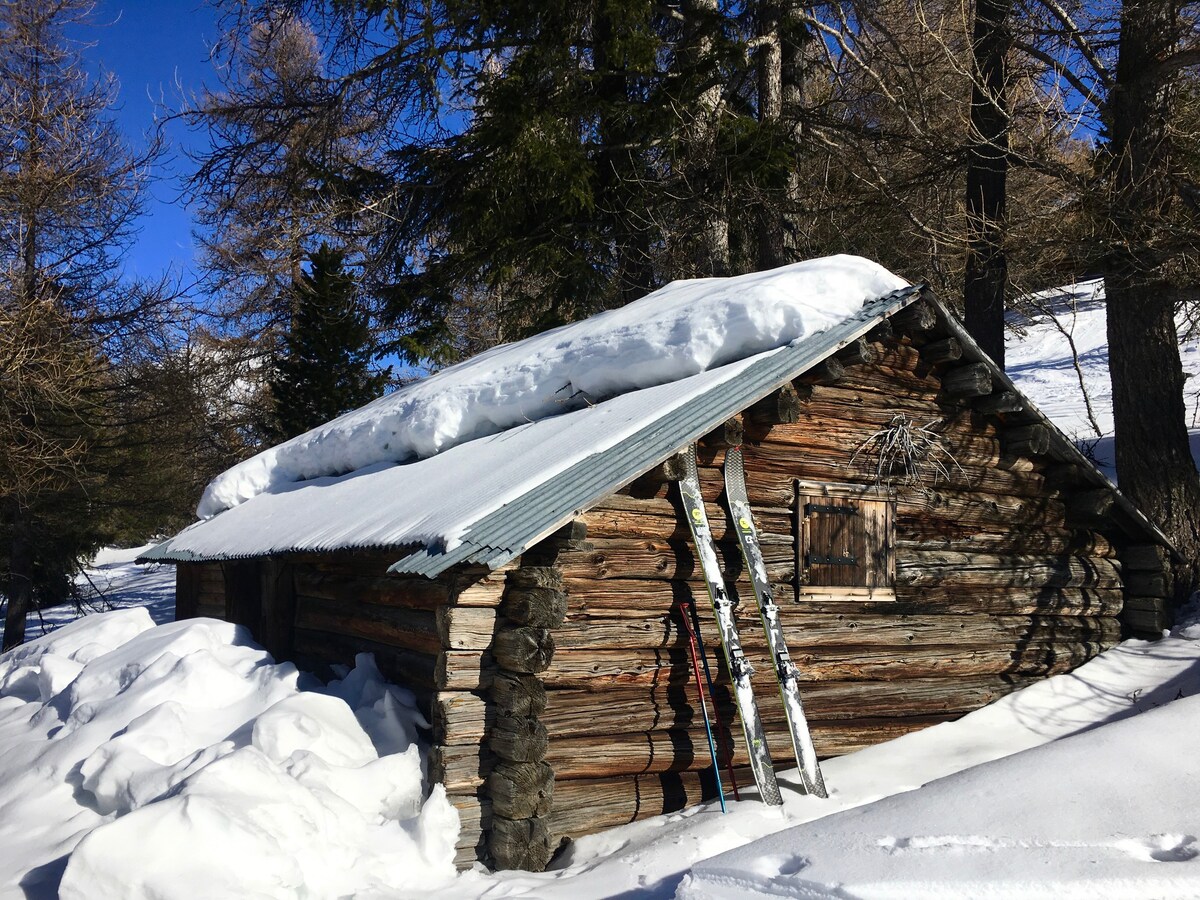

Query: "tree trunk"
left=686, top=0, right=730, bottom=276
left=1104, top=0, right=1200, bottom=598
left=756, top=2, right=785, bottom=270
left=963, top=0, right=1012, bottom=368
left=4, top=500, right=33, bottom=650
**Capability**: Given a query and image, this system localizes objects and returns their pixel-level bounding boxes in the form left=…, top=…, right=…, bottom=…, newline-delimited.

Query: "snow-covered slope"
left=1007, top=279, right=1200, bottom=477
left=8, top=595, right=1199, bottom=900
left=679, top=692, right=1200, bottom=899
left=0, top=610, right=458, bottom=899
left=197, top=256, right=907, bottom=517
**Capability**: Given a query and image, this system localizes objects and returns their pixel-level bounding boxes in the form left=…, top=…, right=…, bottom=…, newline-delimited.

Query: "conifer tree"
left=0, top=0, right=165, bottom=648
left=269, top=244, right=390, bottom=440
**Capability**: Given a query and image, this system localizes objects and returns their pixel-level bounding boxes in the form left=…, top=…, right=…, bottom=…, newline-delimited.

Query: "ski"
left=724, top=444, right=828, bottom=798
left=678, top=443, right=783, bottom=806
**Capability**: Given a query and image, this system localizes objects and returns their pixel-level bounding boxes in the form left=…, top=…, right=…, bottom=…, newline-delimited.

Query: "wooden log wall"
left=174, top=562, right=227, bottom=620
left=528, top=304, right=1132, bottom=848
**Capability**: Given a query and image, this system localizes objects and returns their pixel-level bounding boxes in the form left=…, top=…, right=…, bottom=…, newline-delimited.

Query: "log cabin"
left=144, top=266, right=1176, bottom=873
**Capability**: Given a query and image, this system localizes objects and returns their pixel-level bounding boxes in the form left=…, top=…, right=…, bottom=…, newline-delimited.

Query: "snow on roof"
left=146, top=349, right=772, bottom=563
left=196, top=256, right=908, bottom=518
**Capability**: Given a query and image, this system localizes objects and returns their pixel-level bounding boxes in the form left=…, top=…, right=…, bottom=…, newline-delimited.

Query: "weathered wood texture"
left=530, top=330, right=1134, bottom=858
left=175, top=563, right=203, bottom=619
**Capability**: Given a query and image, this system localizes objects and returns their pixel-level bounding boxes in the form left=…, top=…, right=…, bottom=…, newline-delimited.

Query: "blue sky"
left=83, top=1, right=221, bottom=281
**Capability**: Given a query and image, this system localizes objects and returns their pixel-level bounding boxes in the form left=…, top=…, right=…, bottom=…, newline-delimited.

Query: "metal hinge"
left=806, top=553, right=859, bottom=566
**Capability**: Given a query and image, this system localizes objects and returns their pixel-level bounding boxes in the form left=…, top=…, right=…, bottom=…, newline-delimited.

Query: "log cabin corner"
left=143, top=277, right=1177, bottom=873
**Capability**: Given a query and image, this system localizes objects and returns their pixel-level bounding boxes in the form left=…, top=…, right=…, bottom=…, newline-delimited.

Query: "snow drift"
left=197, top=256, right=908, bottom=517
left=0, top=609, right=458, bottom=899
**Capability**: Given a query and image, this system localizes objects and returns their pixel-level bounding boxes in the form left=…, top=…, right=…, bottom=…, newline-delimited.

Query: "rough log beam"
left=292, top=569, right=451, bottom=611
left=561, top=578, right=1123, bottom=616
left=919, top=336, right=963, bottom=366
left=700, top=416, right=744, bottom=449
left=550, top=771, right=734, bottom=838
left=294, top=595, right=441, bottom=656
left=438, top=675, right=1040, bottom=743
left=1065, top=489, right=1116, bottom=525
left=975, top=391, right=1025, bottom=415
left=543, top=714, right=965, bottom=779
left=538, top=640, right=1113, bottom=690
left=1120, top=543, right=1171, bottom=571
left=837, top=337, right=878, bottom=367
left=1002, top=424, right=1050, bottom=458
left=941, top=362, right=994, bottom=398
left=549, top=610, right=1120, bottom=653
left=801, top=356, right=847, bottom=385
left=891, top=300, right=938, bottom=336
left=747, top=383, right=803, bottom=425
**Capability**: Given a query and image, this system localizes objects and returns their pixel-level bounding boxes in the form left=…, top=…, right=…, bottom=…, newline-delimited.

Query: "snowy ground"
left=4, top=278, right=1200, bottom=897
left=1007, top=278, right=1200, bottom=479
left=3, top=574, right=1199, bottom=899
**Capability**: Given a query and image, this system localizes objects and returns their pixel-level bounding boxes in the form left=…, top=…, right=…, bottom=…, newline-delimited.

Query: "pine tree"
left=269, top=245, right=390, bottom=440
left=0, top=0, right=165, bottom=648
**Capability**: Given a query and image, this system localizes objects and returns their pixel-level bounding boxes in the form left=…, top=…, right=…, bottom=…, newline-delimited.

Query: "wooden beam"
left=975, top=391, right=1025, bottom=415
left=746, top=383, right=803, bottom=425
left=700, top=416, right=745, bottom=449
left=488, top=761, right=554, bottom=819
left=837, top=337, right=878, bottom=367
left=891, top=300, right=937, bottom=335
left=492, top=626, right=555, bottom=674
left=941, top=363, right=994, bottom=398
left=919, top=336, right=962, bottom=366
left=1065, top=488, right=1115, bottom=524
left=1003, top=424, right=1051, bottom=457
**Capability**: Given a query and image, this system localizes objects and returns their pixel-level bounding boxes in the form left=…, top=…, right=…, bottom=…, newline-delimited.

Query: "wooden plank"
left=557, top=537, right=793, bottom=583
left=540, top=639, right=1113, bottom=689
left=895, top=530, right=1116, bottom=558
left=895, top=553, right=1121, bottom=590
left=581, top=497, right=791, bottom=543
left=1120, top=544, right=1171, bottom=571
left=430, top=742, right=494, bottom=792
left=438, top=606, right=497, bottom=650
left=293, top=594, right=441, bottom=656
left=549, top=770, right=725, bottom=838
left=291, top=568, right=450, bottom=611
left=562, top=578, right=1124, bottom=617
left=438, top=650, right=497, bottom=691
left=436, top=675, right=1038, bottom=746
left=291, top=627, right=437, bottom=697
left=451, top=571, right=511, bottom=608
left=544, top=715, right=956, bottom=778
left=551, top=610, right=1119, bottom=653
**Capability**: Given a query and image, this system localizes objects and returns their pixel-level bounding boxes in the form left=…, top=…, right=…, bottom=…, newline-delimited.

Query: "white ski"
left=678, top=443, right=782, bottom=806
left=725, top=444, right=827, bottom=797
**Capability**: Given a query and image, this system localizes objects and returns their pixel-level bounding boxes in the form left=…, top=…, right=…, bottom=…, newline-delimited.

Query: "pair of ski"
left=678, top=442, right=827, bottom=805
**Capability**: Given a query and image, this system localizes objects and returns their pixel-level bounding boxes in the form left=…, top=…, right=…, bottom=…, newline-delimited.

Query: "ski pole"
left=684, top=595, right=741, bottom=801
left=678, top=598, right=726, bottom=813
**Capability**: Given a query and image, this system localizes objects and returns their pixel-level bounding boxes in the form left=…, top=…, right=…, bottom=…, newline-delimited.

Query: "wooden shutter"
left=796, top=482, right=895, bottom=600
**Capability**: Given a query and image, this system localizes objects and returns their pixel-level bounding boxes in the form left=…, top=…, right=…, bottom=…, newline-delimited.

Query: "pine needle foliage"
left=269, top=244, right=391, bottom=440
